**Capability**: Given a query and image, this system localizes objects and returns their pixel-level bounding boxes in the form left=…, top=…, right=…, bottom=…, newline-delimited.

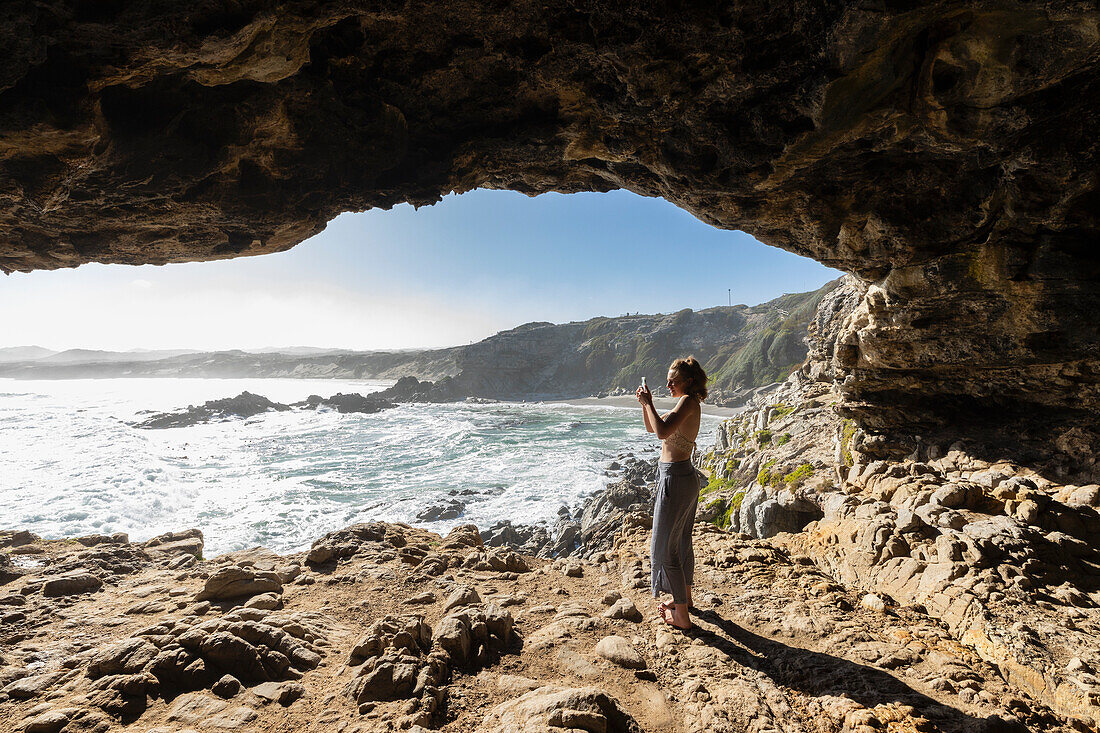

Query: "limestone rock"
left=211, top=674, right=242, bottom=699
left=594, top=636, right=646, bottom=670
left=350, top=616, right=432, bottom=665
left=143, top=529, right=204, bottom=559
left=243, top=593, right=283, bottom=610
left=41, top=572, right=103, bottom=597
left=305, top=522, right=394, bottom=564
left=433, top=605, right=515, bottom=669
left=0, top=1, right=1098, bottom=473
left=195, top=567, right=282, bottom=602
left=22, top=709, right=78, bottom=733
left=483, top=686, right=643, bottom=733
left=441, top=524, right=484, bottom=551
left=251, top=680, right=305, bottom=706
left=602, top=598, right=642, bottom=622
left=133, top=393, right=290, bottom=429
left=443, top=585, right=482, bottom=612
left=86, top=638, right=158, bottom=679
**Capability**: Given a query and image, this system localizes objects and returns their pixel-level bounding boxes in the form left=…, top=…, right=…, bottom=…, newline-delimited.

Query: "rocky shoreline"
left=131, top=391, right=396, bottom=429
left=1, top=510, right=1084, bottom=733
left=479, top=455, right=662, bottom=561
left=5, top=357, right=1099, bottom=730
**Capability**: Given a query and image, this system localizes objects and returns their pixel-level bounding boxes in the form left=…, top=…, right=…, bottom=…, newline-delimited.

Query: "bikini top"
left=664, top=428, right=697, bottom=454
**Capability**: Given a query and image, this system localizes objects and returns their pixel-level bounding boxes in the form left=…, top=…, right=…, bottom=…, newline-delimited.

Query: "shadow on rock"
left=691, top=611, right=1028, bottom=733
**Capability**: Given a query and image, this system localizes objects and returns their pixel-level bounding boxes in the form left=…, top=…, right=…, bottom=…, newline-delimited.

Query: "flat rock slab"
left=483, top=685, right=643, bottom=733
left=22, top=709, right=78, bottom=733
left=41, top=572, right=102, bottom=597
left=167, top=692, right=257, bottom=727
left=195, top=566, right=282, bottom=602
left=251, top=681, right=305, bottom=706
left=144, top=529, right=204, bottom=558
left=594, top=635, right=646, bottom=669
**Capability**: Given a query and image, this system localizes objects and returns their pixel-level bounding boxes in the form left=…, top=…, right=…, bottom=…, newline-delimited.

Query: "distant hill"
left=0, top=280, right=842, bottom=405
left=39, top=348, right=202, bottom=363
left=0, top=346, right=56, bottom=362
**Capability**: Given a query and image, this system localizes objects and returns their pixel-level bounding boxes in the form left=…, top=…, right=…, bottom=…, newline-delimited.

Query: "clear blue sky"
left=1, top=189, right=842, bottom=351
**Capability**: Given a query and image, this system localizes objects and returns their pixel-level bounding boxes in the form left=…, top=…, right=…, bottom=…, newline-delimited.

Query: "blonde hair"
left=670, top=356, right=708, bottom=401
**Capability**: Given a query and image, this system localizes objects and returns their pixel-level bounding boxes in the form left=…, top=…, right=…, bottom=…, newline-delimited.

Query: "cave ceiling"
left=1, top=0, right=1098, bottom=469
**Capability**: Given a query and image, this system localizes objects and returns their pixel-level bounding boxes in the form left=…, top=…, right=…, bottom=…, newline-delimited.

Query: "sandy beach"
left=555, top=395, right=746, bottom=417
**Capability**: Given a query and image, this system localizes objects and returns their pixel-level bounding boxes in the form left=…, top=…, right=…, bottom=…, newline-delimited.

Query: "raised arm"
left=640, top=391, right=656, bottom=433
left=641, top=395, right=692, bottom=440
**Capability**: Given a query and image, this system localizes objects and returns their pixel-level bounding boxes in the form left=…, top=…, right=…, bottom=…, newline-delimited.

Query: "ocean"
left=0, top=378, right=722, bottom=556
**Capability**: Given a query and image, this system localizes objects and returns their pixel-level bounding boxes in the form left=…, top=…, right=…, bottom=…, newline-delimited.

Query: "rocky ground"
left=0, top=500, right=1089, bottom=733
left=697, top=369, right=1100, bottom=730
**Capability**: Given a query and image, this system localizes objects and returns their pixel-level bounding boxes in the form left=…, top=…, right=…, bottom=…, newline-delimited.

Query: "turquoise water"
left=0, top=378, right=720, bottom=555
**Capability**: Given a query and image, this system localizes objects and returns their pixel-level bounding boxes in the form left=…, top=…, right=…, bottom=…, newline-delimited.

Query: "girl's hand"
left=636, top=385, right=653, bottom=406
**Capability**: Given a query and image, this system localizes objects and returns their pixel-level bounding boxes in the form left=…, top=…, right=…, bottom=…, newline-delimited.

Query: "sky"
left=1, top=189, right=843, bottom=352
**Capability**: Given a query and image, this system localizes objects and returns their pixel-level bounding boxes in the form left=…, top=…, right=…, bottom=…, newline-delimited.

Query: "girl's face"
left=666, top=370, right=685, bottom=397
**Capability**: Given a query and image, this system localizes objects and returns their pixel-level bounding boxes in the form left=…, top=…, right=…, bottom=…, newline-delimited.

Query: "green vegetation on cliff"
left=0, top=280, right=842, bottom=405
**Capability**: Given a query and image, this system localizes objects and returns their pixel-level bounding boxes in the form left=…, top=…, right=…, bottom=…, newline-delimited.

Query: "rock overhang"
left=2, top=1, right=1098, bottom=472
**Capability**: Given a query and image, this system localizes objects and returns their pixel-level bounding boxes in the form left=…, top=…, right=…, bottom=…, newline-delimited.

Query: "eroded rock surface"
left=1, top=508, right=1089, bottom=732
left=700, top=348, right=1100, bottom=728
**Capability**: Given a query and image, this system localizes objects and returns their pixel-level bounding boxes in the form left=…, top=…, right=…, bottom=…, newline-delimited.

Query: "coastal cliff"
left=0, top=282, right=838, bottom=406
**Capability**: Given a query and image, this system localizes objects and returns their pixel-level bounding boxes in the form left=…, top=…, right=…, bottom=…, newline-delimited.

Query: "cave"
left=1, top=1, right=1097, bottom=476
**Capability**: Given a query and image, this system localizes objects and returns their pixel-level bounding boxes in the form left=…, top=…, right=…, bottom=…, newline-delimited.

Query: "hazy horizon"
left=2, top=189, right=842, bottom=352
left=0, top=284, right=837, bottom=356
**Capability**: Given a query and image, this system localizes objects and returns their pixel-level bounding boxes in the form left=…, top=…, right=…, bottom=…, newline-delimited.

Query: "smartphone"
left=641, top=377, right=647, bottom=389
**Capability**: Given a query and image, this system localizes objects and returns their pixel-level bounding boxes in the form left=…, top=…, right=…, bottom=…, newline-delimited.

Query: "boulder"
left=293, top=393, right=394, bottom=414
left=0, top=530, right=39, bottom=548
left=250, top=680, right=305, bottom=706
left=211, top=674, right=242, bottom=699
left=443, top=585, right=482, bottom=612
left=306, top=522, right=392, bottom=564
left=87, top=638, right=159, bottom=679
left=602, top=598, right=642, bottom=622
left=432, top=604, right=514, bottom=669
left=488, top=549, right=530, bottom=573
left=415, top=500, right=465, bottom=522
left=594, top=636, right=646, bottom=669
left=195, top=567, right=282, bottom=602
left=0, top=554, right=20, bottom=585
left=483, top=686, right=643, bottom=733
left=143, top=529, right=204, bottom=559
left=41, top=572, right=103, bottom=597
left=441, top=524, right=484, bottom=551
left=350, top=616, right=432, bottom=664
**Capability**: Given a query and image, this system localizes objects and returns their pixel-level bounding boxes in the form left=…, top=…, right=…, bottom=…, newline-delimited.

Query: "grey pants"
left=651, top=459, right=699, bottom=604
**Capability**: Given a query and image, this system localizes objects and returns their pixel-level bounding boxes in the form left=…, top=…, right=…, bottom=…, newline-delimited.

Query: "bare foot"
left=659, top=604, right=691, bottom=630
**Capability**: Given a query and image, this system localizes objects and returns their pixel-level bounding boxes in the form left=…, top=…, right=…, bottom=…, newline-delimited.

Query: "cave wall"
left=2, top=1, right=1098, bottom=470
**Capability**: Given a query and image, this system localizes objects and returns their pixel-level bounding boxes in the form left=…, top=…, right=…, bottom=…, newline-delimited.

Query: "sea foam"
left=1, top=377, right=720, bottom=555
